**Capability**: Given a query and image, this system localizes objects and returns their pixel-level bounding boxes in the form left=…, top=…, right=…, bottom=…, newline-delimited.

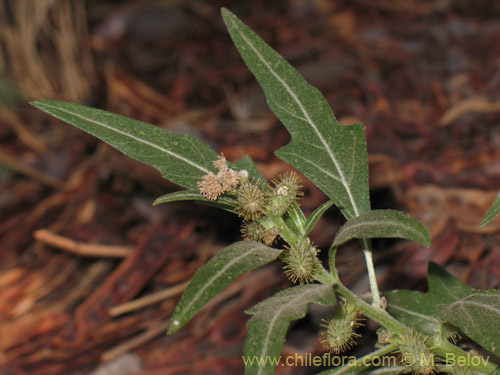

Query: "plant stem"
left=314, top=265, right=336, bottom=285
left=314, top=343, right=399, bottom=375
left=361, top=238, right=380, bottom=306
left=430, top=338, right=499, bottom=374
left=335, top=282, right=499, bottom=375
left=334, top=282, right=407, bottom=333
left=328, top=245, right=339, bottom=283
left=267, top=214, right=298, bottom=244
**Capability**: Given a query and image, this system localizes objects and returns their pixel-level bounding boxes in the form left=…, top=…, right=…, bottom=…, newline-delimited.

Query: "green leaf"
left=332, top=209, right=431, bottom=247
left=232, top=154, right=266, bottom=182
left=480, top=191, right=500, bottom=227
left=439, top=290, right=500, bottom=356
left=287, top=202, right=306, bottom=234
left=153, top=189, right=238, bottom=214
left=303, top=200, right=335, bottom=236
left=221, top=8, right=370, bottom=220
left=385, top=262, right=472, bottom=335
left=31, top=100, right=218, bottom=190
left=154, top=190, right=217, bottom=205
left=167, top=241, right=281, bottom=335
left=244, top=284, right=336, bottom=375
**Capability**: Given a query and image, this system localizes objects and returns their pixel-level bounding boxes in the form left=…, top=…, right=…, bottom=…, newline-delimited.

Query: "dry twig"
left=109, top=281, right=189, bottom=317
left=33, top=229, right=133, bottom=258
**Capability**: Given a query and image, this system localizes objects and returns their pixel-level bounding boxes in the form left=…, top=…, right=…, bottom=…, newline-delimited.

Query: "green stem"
left=314, top=343, right=399, bottom=375
left=335, top=283, right=499, bottom=374
left=328, top=245, right=339, bottom=283
left=266, top=214, right=298, bottom=244
left=314, top=265, right=335, bottom=285
left=361, top=238, right=380, bottom=306
left=334, top=282, right=407, bottom=333
left=430, top=339, right=498, bottom=374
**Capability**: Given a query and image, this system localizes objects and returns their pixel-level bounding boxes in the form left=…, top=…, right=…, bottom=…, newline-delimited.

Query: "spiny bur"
left=234, top=178, right=268, bottom=221
left=320, top=301, right=363, bottom=354
left=394, top=330, right=436, bottom=375
left=283, top=239, right=321, bottom=284
left=269, top=172, right=303, bottom=215
left=241, top=220, right=279, bottom=246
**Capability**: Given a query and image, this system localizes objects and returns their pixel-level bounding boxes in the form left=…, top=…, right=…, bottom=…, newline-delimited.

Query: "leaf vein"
left=388, top=303, right=438, bottom=323
left=273, top=102, right=308, bottom=123
left=41, top=102, right=211, bottom=174
left=280, top=151, right=342, bottom=183
left=229, top=18, right=360, bottom=216
left=177, top=245, right=267, bottom=317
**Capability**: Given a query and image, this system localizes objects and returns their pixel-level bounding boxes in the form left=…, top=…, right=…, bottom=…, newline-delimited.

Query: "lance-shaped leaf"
left=153, top=190, right=238, bottom=213
left=244, top=284, right=336, bottom=375
left=439, top=290, right=500, bottom=356
left=222, top=8, right=370, bottom=219
left=168, top=241, right=281, bottom=335
left=154, top=190, right=216, bottom=205
left=303, top=200, right=335, bottom=237
left=480, top=191, right=500, bottom=227
left=287, top=202, right=306, bottom=234
left=385, top=262, right=472, bottom=335
left=31, top=100, right=219, bottom=190
left=332, top=209, right=431, bottom=248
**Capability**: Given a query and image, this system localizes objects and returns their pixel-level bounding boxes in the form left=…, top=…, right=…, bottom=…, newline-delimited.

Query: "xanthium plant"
left=32, top=7, right=500, bottom=375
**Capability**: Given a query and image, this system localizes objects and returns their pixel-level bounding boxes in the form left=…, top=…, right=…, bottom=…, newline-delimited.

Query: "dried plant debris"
left=2, top=1, right=500, bottom=374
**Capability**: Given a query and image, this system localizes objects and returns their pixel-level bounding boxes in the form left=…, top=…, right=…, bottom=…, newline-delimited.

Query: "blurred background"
left=1, top=0, right=500, bottom=374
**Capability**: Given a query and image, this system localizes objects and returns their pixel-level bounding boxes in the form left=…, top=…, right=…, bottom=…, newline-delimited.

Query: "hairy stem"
left=315, top=343, right=399, bottom=375
left=328, top=245, right=339, bottom=283
left=361, top=238, right=380, bottom=306
left=334, top=282, right=499, bottom=374
left=267, top=214, right=298, bottom=244
left=334, top=282, right=407, bottom=333
left=314, top=265, right=336, bottom=285
left=430, top=338, right=498, bottom=374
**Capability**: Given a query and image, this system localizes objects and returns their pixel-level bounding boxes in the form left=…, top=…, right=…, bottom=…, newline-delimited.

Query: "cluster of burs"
left=321, top=299, right=440, bottom=373
left=198, top=155, right=321, bottom=285
left=198, top=156, right=455, bottom=371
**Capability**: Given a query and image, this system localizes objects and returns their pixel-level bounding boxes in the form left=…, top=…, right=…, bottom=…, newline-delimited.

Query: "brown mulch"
left=1, top=1, right=500, bottom=374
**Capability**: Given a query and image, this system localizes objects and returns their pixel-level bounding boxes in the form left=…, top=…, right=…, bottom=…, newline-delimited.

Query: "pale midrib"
left=388, top=304, right=437, bottom=323
left=41, top=103, right=210, bottom=174
left=450, top=300, right=500, bottom=316
left=256, top=293, right=315, bottom=375
left=337, top=219, right=421, bottom=243
left=181, top=245, right=268, bottom=321
left=257, top=309, right=280, bottom=375
left=232, top=20, right=360, bottom=217
left=154, top=191, right=201, bottom=204
left=286, top=151, right=342, bottom=183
